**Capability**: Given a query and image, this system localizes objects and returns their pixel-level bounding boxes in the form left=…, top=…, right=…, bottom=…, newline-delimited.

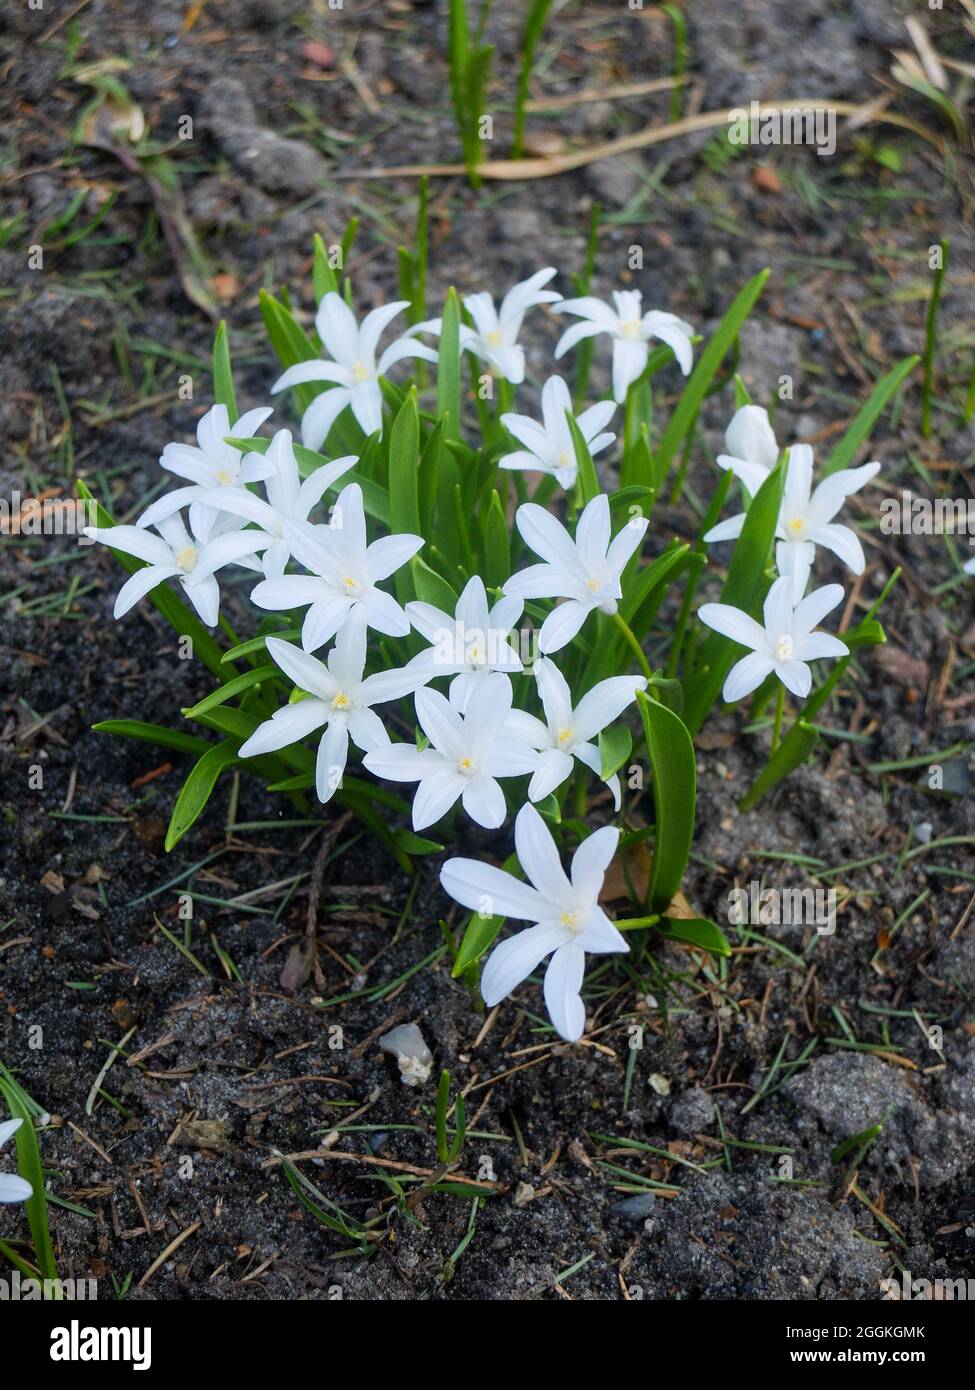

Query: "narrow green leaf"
left=312, top=232, right=339, bottom=301
left=165, top=740, right=239, bottom=851
left=738, top=718, right=819, bottom=812
left=211, top=321, right=237, bottom=417
left=182, top=665, right=278, bottom=720
left=598, top=724, right=632, bottom=781
left=653, top=268, right=769, bottom=487
left=483, top=489, right=510, bottom=589
left=411, top=554, right=458, bottom=611
left=0, top=1080, right=59, bottom=1285
left=92, top=719, right=210, bottom=757
left=824, top=355, right=919, bottom=475
left=655, top=916, right=731, bottom=958
left=567, top=408, right=599, bottom=505
left=637, top=692, right=696, bottom=912
left=453, top=909, right=504, bottom=977
left=437, top=287, right=462, bottom=441
left=388, top=390, right=420, bottom=602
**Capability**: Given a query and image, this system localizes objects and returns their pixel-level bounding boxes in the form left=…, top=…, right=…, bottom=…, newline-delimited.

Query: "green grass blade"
left=637, top=692, right=696, bottom=912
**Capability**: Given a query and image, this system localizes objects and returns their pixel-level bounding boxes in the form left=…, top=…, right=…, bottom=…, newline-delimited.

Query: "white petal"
left=724, top=404, right=778, bottom=471
left=362, top=743, right=445, bottom=781
left=697, top=602, right=767, bottom=653
left=642, top=310, right=694, bottom=375
left=0, top=1173, right=32, bottom=1204
left=538, top=599, right=591, bottom=654
left=238, top=699, right=329, bottom=757
left=113, top=564, right=180, bottom=618
left=480, top=923, right=564, bottom=1006
left=612, top=338, right=648, bottom=403
left=528, top=747, right=574, bottom=802
left=413, top=770, right=465, bottom=829
left=366, top=532, right=425, bottom=582
left=250, top=575, right=325, bottom=611
left=570, top=825, right=620, bottom=902
left=808, top=522, right=866, bottom=574
left=183, top=573, right=220, bottom=626
left=514, top=802, right=573, bottom=908
left=358, top=300, right=410, bottom=361
left=806, top=461, right=880, bottom=528
left=796, top=632, right=847, bottom=661
left=299, top=388, right=353, bottom=452
left=571, top=676, right=646, bottom=743
left=722, top=652, right=775, bottom=702
left=303, top=596, right=352, bottom=651
left=544, top=943, right=587, bottom=1041
left=792, top=582, right=845, bottom=635
left=515, top=503, right=578, bottom=569
left=762, top=574, right=796, bottom=643
left=440, top=856, right=548, bottom=922
left=703, top=514, right=746, bottom=544
left=87, top=524, right=174, bottom=567
left=0, top=1119, right=23, bottom=1146
left=774, top=659, right=813, bottom=699
left=315, top=293, right=360, bottom=363
left=272, top=360, right=352, bottom=392
left=266, top=636, right=336, bottom=700
left=782, top=443, right=814, bottom=518
left=461, top=775, right=507, bottom=829
left=415, top=686, right=468, bottom=761
left=315, top=719, right=350, bottom=802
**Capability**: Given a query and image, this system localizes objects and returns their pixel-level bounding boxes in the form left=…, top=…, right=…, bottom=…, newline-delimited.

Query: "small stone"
left=649, top=1073, right=671, bottom=1096
left=609, top=1192, right=656, bottom=1221
left=379, top=1023, right=433, bottom=1086
left=513, top=1182, right=535, bottom=1207
left=915, top=822, right=933, bottom=845
left=670, top=1086, right=716, bottom=1136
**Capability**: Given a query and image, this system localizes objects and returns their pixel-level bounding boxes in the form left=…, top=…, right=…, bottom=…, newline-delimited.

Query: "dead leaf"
left=874, top=646, right=930, bottom=687
left=600, top=840, right=651, bottom=904
left=40, top=870, right=65, bottom=894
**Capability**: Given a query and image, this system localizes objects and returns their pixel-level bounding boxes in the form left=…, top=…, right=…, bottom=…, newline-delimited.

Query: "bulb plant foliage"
left=81, top=223, right=910, bottom=1043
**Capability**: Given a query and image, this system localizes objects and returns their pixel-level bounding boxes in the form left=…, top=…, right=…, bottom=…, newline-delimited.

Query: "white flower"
left=554, top=290, right=695, bottom=403
left=505, top=657, right=646, bottom=810
left=0, top=1118, right=32, bottom=1204
left=410, top=269, right=561, bottom=384
left=362, top=674, right=538, bottom=831
left=698, top=575, right=848, bottom=702
left=250, top=482, right=423, bottom=652
left=440, top=803, right=627, bottom=1042
left=405, top=575, right=523, bottom=710
left=85, top=509, right=266, bottom=627
left=201, top=429, right=357, bottom=579
left=716, top=404, right=780, bottom=493
left=271, top=294, right=438, bottom=450
left=238, top=613, right=429, bottom=803
left=503, top=493, right=648, bottom=653
left=705, top=441, right=880, bottom=601
left=964, top=557, right=975, bottom=576
left=136, top=403, right=275, bottom=541
left=499, top=375, right=616, bottom=490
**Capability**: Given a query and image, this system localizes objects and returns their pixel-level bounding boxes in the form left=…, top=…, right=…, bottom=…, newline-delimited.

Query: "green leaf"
left=394, top=829, right=444, bottom=855
left=77, top=479, right=227, bottom=678
left=738, top=718, right=819, bottom=812
left=437, top=287, right=462, bottom=441
left=165, top=740, right=239, bottom=851
left=567, top=409, right=599, bottom=506
left=653, top=268, right=769, bottom=487
left=0, top=1079, right=59, bottom=1285
left=92, top=719, right=210, bottom=757
left=220, top=628, right=301, bottom=665
left=654, top=916, right=731, bottom=958
left=824, top=355, right=919, bottom=475
left=637, top=692, right=696, bottom=912
left=211, top=321, right=237, bottom=417
left=410, top=554, right=458, bottom=611
left=483, top=489, right=510, bottom=589
left=312, top=232, right=339, bottom=301
left=181, top=664, right=279, bottom=720
left=229, top=435, right=390, bottom=526
left=598, top=724, right=632, bottom=780
left=453, top=909, right=504, bottom=977
left=682, top=458, right=785, bottom=733
left=388, top=390, right=421, bottom=602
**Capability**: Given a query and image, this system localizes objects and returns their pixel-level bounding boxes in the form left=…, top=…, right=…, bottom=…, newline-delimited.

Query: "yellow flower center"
left=342, top=576, right=360, bottom=595
left=620, top=319, right=642, bottom=340
left=775, top=634, right=794, bottom=661
left=560, top=910, right=581, bottom=930
left=352, top=361, right=370, bottom=382
left=484, top=330, right=503, bottom=349
left=332, top=691, right=351, bottom=710
left=458, top=756, right=475, bottom=774
left=557, top=727, right=574, bottom=745
left=786, top=516, right=805, bottom=535
left=215, top=469, right=233, bottom=485
left=557, top=451, right=571, bottom=469
left=587, top=577, right=600, bottom=592
left=177, top=545, right=198, bottom=572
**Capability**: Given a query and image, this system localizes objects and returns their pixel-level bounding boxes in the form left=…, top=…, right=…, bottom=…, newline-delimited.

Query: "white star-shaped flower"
left=499, top=375, right=616, bottom=490
left=504, top=657, right=646, bottom=810
left=200, top=428, right=357, bottom=578
left=554, top=290, right=694, bottom=402
left=440, top=803, right=628, bottom=1042
left=698, top=575, right=848, bottom=701
left=271, top=294, right=438, bottom=449
left=410, top=269, right=561, bottom=384
left=85, top=509, right=266, bottom=627
left=503, top=493, right=648, bottom=653
left=406, top=574, right=524, bottom=711
left=135, top=402, right=275, bottom=541
left=238, top=613, right=429, bottom=803
left=362, top=674, right=538, bottom=831
left=249, top=482, right=423, bottom=652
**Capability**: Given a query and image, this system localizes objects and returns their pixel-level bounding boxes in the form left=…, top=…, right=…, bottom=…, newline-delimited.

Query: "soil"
left=1, top=0, right=973, bottom=1302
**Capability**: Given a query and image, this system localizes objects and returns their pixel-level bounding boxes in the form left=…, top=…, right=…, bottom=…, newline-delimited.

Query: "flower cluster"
left=85, top=268, right=879, bottom=1042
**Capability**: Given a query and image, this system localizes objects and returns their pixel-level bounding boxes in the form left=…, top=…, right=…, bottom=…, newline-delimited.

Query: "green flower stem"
left=611, top=610, right=653, bottom=683
left=614, top=914, right=660, bottom=932
left=771, top=682, right=785, bottom=755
